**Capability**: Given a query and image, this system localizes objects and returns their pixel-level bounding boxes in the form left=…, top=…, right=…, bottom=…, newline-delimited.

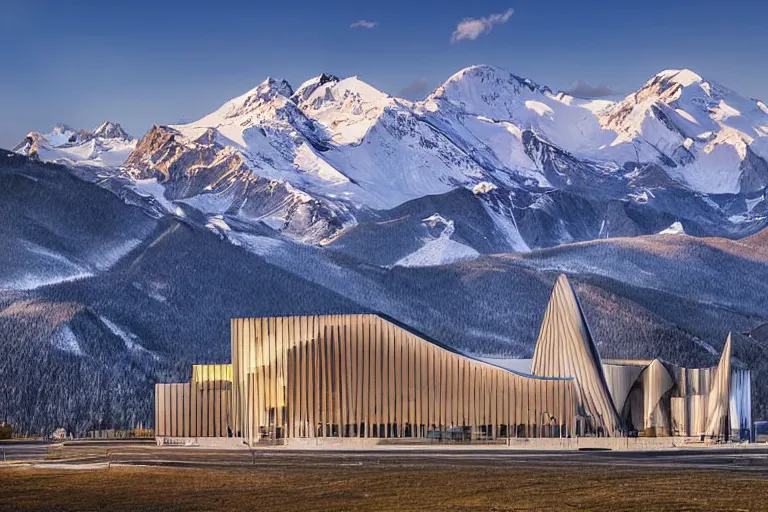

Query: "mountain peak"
left=294, top=75, right=390, bottom=113
left=431, top=64, right=549, bottom=105
left=256, top=76, right=294, bottom=98
left=452, top=64, right=545, bottom=91
left=51, top=123, right=75, bottom=135
left=619, top=68, right=709, bottom=107
left=214, top=77, right=295, bottom=119
left=93, top=121, right=131, bottom=140
left=43, top=124, right=77, bottom=146
left=291, top=73, right=341, bottom=103
left=654, top=69, right=703, bottom=87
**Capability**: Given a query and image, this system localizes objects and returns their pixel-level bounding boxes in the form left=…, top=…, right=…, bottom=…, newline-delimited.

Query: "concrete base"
left=504, top=437, right=705, bottom=451
left=156, top=436, right=747, bottom=452
left=156, top=437, right=246, bottom=449
left=277, top=436, right=718, bottom=451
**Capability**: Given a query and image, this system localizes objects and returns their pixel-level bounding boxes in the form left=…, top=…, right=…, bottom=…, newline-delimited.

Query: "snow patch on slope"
left=130, top=178, right=179, bottom=215
left=691, top=336, right=719, bottom=356
left=480, top=200, right=531, bottom=253
left=6, top=242, right=94, bottom=291
left=100, top=316, right=160, bottom=360
left=659, top=221, right=686, bottom=235
left=395, top=214, right=479, bottom=267
left=50, top=324, right=83, bottom=356
left=472, top=181, right=498, bottom=195
left=205, top=215, right=232, bottom=235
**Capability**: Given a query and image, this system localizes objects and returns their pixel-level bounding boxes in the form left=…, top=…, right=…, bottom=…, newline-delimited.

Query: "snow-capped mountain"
left=12, top=65, right=768, bottom=264
left=93, top=120, right=132, bottom=140
left=13, top=121, right=136, bottom=168
left=599, top=69, right=768, bottom=195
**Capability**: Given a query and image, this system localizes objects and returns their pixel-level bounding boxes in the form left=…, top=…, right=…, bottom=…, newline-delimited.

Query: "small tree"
left=0, top=423, right=12, bottom=440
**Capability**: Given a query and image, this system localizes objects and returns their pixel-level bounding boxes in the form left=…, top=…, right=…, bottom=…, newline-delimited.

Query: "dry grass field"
left=2, top=463, right=768, bottom=511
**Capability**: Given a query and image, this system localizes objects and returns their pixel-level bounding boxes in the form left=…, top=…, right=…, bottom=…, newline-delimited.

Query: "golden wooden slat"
left=304, top=316, right=320, bottom=437
left=155, top=384, right=161, bottom=437
left=165, top=384, right=171, bottom=437
left=387, top=322, right=395, bottom=436
left=156, top=384, right=165, bottom=437
left=369, top=315, right=377, bottom=437
left=339, top=323, right=347, bottom=435
left=373, top=316, right=381, bottom=436
left=516, top=376, right=522, bottom=438
left=299, top=318, right=307, bottom=438
left=183, top=383, right=190, bottom=438
left=451, top=353, right=457, bottom=430
left=469, top=365, right=476, bottom=438
left=438, top=350, right=445, bottom=431
left=416, top=337, right=424, bottom=436
left=276, top=317, right=285, bottom=437
left=179, top=383, right=185, bottom=438
left=268, top=317, right=276, bottom=436
left=504, top=374, right=511, bottom=438
left=293, top=322, right=300, bottom=439
left=482, top=367, right=489, bottom=436
left=321, top=319, right=330, bottom=436
left=210, top=367, right=218, bottom=437
left=394, top=326, right=403, bottom=436
left=345, top=317, right=352, bottom=435
left=350, top=320, right=358, bottom=436
left=361, top=315, right=370, bottom=437
left=422, top=341, right=430, bottom=435
left=318, top=321, right=326, bottom=437
left=169, top=383, right=177, bottom=437
left=286, top=328, right=294, bottom=439
left=491, top=369, right=497, bottom=435
left=334, top=323, right=343, bottom=437
left=192, top=380, right=200, bottom=437
left=329, top=317, right=336, bottom=436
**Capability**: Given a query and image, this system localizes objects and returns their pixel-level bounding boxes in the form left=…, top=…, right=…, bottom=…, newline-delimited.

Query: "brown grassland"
left=1, top=464, right=768, bottom=511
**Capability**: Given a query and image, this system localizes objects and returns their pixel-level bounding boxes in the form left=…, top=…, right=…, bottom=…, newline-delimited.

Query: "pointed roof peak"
left=555, top=272, right=572, bottom=287
left=719, top=332, right=733, bottom=361
left=706, top=332, right=734, bottom=437
left=532, top=274, right=621, bottom=435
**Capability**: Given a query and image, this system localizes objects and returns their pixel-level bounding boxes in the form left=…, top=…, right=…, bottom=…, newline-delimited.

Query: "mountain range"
left=3, top=65, right=768, bottom=434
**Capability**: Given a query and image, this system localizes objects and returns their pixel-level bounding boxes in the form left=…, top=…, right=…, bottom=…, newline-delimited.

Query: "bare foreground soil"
left=2, top=464, right=768, bottom=511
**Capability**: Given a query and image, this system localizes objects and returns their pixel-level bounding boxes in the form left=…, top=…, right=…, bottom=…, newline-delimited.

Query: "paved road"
left=4, top=442, right=767, bottom=472
left=0, top=442, right=52, bottom=461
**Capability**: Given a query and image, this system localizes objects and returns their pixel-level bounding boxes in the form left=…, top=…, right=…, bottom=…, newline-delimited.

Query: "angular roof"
left=705, top=333, right=733, bottom=437
left=531, top=274, right=621, bottom=435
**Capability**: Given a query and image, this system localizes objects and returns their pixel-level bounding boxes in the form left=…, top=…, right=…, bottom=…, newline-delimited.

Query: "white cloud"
left=451, top=8, right=514, bottom=43
left=350, top=20, right=377, bottom=29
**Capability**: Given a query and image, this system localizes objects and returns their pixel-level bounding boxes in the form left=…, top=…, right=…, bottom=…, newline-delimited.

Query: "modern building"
left=155, top=274, right=752, bottom=444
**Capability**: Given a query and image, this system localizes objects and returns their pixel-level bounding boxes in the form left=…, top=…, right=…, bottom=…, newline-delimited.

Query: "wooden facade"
left=230, top=314, right=577, bottom=444
left=154, top=364, right=232, bottom=438
left=152, top=275, right=751, bottom=443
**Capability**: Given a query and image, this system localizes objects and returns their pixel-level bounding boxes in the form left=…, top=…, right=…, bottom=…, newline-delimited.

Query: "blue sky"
left=1, top=0, right=766, bottom=148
